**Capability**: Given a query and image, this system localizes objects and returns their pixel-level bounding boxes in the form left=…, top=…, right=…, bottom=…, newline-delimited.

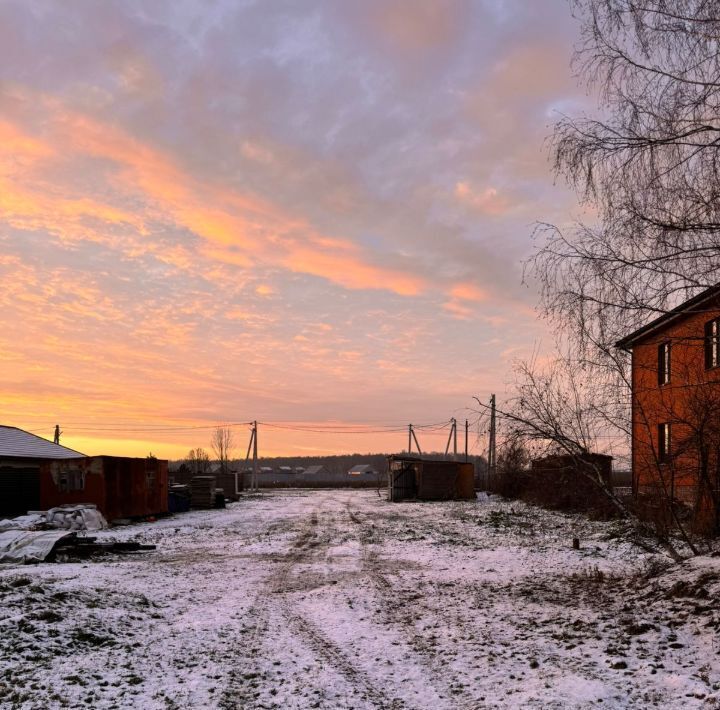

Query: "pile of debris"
left=0, top=504, right=108, bottom=533
left=46, top=505, right=108, bottom=531
left=52, top=535, right=156, bottom=561
left=0, top=530, right=155, bottom=564
left=0, top=504, right=156, bottom=564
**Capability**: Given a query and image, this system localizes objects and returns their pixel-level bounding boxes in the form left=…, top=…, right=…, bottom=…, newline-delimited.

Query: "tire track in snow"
left=274, top=497, right=409, bottom=709
left=346, top=501, right=479, bottom=710
left=219, top=507, right=322, bottom=708
left=221, top=492, right=408, bottom=709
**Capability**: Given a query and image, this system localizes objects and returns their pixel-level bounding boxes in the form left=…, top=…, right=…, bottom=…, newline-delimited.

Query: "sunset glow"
left=0, top=1, right=586, bottom=458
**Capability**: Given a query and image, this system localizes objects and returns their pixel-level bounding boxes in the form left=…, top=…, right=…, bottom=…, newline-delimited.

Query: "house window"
left=658, top=423, right=671, bottom=463
left=57, top=469, right=85, bottom=492
left=658, top=341, right=671, bottom=385
left=705, top=318, right=720, bottom=369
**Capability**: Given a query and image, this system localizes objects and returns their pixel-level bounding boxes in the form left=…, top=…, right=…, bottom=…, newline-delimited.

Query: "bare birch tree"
left=482, top=354, right=631, bottom=516
left=211, top=426, right=235, bottom=476
left=537, top=1, right=720, bottom=339
left=186, top=447, right=211, bottom=475
left=524, top=2, right=720, bottom=536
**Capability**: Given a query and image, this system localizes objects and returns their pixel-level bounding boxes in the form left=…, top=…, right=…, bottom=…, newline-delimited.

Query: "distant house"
left=617, top=283, right=720, bottom=531
left=278, top=466, right=293, bottom=473
left=304, top=465, right=327, bottom=476
left=348, top=464, right=378, bottom=476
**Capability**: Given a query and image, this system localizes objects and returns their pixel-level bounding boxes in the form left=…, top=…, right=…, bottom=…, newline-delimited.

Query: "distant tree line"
left=171, top=451, right=487, bottom=475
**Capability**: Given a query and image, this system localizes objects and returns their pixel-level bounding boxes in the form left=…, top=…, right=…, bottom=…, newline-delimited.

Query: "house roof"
left=0, top=426, right=85, bottom=460
left=616, top=283, right=720, bottom=350
left=303, top=465, right=325, bottom=475
left=348, top=464, right=376, bottom=474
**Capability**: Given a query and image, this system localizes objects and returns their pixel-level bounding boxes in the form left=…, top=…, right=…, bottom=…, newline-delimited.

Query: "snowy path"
left=1, top=489, right=719, bottom=708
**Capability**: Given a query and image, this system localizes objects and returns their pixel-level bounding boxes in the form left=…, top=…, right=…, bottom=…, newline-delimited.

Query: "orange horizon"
left=9, top=419, right=483, bottom=461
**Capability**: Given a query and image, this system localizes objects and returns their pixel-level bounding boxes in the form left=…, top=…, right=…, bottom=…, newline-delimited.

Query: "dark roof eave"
left=615, top=283, right=720, bottom=350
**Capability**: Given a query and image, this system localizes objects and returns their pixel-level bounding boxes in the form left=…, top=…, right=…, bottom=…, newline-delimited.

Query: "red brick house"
left=617, top=285, right=720, bottom=531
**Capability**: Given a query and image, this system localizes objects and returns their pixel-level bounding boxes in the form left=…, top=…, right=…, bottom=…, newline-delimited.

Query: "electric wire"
left=22, top=419, right=454, bottom=436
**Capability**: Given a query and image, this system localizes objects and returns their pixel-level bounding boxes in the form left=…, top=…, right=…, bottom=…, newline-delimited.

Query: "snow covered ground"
left=1, top=489, right=719, bottom=709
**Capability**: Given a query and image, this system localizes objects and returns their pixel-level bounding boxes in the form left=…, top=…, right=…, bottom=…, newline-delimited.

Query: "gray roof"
left=0, top=426, right=85, bottom=460
left=348, top=464, right=376, bottom=474
left=304, top=465, right=326, bottom=475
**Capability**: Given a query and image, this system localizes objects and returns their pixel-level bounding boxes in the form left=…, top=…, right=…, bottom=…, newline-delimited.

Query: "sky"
left=0, top=0, right=591, bottom=459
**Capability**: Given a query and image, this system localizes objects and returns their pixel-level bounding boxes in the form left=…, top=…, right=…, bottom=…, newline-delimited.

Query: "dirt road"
left=1, top=489, right=719, bottom=709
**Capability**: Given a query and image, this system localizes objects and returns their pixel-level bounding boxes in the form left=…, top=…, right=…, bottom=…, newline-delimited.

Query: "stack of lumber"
left=190, top=476, right=216, bottom=509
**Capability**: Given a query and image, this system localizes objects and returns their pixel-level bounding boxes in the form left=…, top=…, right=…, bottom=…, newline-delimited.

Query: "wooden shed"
left=387, top=455, right=475, bottom=502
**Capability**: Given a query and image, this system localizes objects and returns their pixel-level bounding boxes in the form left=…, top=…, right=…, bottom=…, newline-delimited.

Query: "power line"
left=22, top=419, right=453, bottom=436
left=258, top=420, right=451, bottom=435
left=30, top=422, right=253, bottom=434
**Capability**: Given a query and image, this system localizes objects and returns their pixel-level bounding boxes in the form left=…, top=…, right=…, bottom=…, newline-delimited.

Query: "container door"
left=0, top=466, right=40, bottom=516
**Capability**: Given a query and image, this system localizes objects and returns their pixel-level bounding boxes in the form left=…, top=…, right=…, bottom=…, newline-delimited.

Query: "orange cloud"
left=1, top=96, right=429, bottom=298
left=284, top=245, right=424, bottom=295
left=450, top=282, right=488, bottom=302
left=454, top=181, right=512, bottom=216
left=443, top=299, right=474, bottom=320
left=442, top=281, right=489, bottom=319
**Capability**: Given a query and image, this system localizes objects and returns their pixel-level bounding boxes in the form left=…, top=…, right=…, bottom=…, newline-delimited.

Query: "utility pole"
left=408, top=424, right=412, bottom=454
left=465, top=419, right=469, bottom=463
left=488, top=394, right=497, bottom=479
left=445, top=418, right=458, bottom=458
left=53, top=425, right=61, bottom=445
left=410, top=425, right=423, bottom=456
left=453, top=417, right=457, bottom=459
left=241, top=424, right=255, bottom=494
left=252, top=420, right=258, bottom=492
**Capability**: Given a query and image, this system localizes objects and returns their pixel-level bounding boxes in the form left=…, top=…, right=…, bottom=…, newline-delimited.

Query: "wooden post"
left=411, top=427, right=423, bottom=456
left=453, top=418, right=457, bottom=459
left=489, top=394, right=497, bottom=477
left=252, top=421, right=258, bottom=491
left=465, top=419, right=469, bottom=463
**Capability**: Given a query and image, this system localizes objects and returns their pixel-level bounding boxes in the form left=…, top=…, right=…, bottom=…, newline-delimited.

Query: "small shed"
left=41, top=456, right=169, bottom=521
left=387, top=456, right=475, bottom=502
left=526, top=453, right=614, bottom=512
left=208, top=463, right=243, bottom=499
